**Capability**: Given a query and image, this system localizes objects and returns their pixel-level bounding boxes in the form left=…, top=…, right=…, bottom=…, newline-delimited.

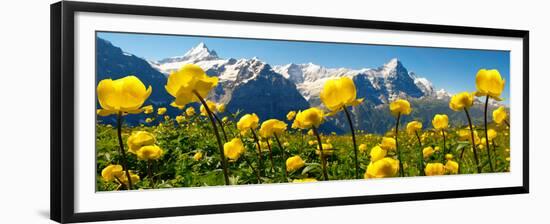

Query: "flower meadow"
left=96, top=64, right=510, bottom=191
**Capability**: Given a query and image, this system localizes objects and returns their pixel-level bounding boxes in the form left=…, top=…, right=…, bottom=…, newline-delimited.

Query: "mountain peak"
left=384, top=58, right=403, bottom=69
left=183, top=42, right=219, bottom=60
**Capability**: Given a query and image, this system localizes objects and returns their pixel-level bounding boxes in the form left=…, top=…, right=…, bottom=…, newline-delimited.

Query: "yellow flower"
left=406, top=121, right=422, bottom=135
left=358, top=144, right=368, bottom=153
left=283, top=142, right=290, bottom=147
left=193, top=151, right=203, bottom=161
left=143, top=105, right=154, bottom=114
left=380, top=137, right=396, bottom=151
left=286, top=155, right=306, bottom=172
left=170, top=102, right=185, bottom=110
left=425, top=163, right=445, bottom=176
left=369, top=145, right=387, bottom=162
left=423, top=146, right=435, bottom=159
left=224, top=138, right=245, bottom=161
left=307, top=129, right=314, bottom=136
left=101, top=164, right=123, bottom=181
left=145, top=118, right=152, bottom=123
left=164, top=115, right=170, bottom=120
left=237, top=113, right=260, bottom=134
left=487, top=129, right=497, bottom=141
left=292, top=107, right=325, bottom=129
left=157, top=107, right=167, bottom=115
left=315, top=143, right=335, bottom=156
left=259, top=119, right=288, bottom=138
left=222, top=117, right=229, bottom=123
left=127, top=131, right=156, bottom=154
left=185, top=107, right=196, bottom=116
left=364, top=158, right=400, bottom=179
left=389, top=99, right=411, bottom=116
left=217, top=104, right=226, bottom=113
left=200, top=100, right=217, bottom=116
left=320, top=77, right=363, bottom=112
left=118, top=171, right=140, bottom=185
left=165, top=64, right=218, bottom=107
left=445, top=154, right=454, bottom=160
left=292, top=178, right=317, bottom=183
left=445, top=160, right=459, bottom=174
left=475, top=69, right=505, bottom=100
left=286, top=111, right=297, bottom=121
left=96, top=76, right=152, bottom=116
left=449, top=92, right=474, bottom=111
left=432, top=114, right=449, bottom=130
left=308, top=140, right=316, bottom=146
left=175, top=115, right=185, bottom=124
left=136, top=145, right=163, bottom=161
left=493, top=106, right=507, bottom=124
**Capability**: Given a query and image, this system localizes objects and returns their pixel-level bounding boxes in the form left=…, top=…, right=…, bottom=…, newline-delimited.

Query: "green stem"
left=147, top=160, right=153, bottom=188
left=312, top=126, right=329, bottom=181
left=213, top=113, right=228, bottom=142
left=395, top=113, right=404, bottom=177
left=193, top=91, right=229, bottom=185
left=265, top=139, right=275, bottom=173
left=464, top=108, right=482, bottom=173
left=504, top=119, right=510, bottom=127
left=116, top=112, right=133, bottom=190
left=250, top=129, right=263, bottom=182
left=273, top=134, right=287, bottom=180
left=484, top=96, right=495, bottom=172
left=414, top=131, right=424, bottom=176
left=441, top=129, right=447, bottom=163
left=343, top=106, right=359, bottom=179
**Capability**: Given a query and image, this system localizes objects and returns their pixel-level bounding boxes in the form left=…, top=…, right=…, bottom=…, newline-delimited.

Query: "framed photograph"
left=51, top=1, right=529, bottom=223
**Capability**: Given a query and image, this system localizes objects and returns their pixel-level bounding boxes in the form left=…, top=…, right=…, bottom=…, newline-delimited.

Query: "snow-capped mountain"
left=151, top=42, right=451, bottom=109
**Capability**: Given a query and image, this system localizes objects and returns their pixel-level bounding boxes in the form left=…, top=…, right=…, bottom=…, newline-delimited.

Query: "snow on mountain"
left=152, top=43, right=448, bottom=109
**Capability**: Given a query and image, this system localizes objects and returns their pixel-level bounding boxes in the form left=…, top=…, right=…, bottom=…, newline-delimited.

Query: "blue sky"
left=97, top=32, right=510, bottom=102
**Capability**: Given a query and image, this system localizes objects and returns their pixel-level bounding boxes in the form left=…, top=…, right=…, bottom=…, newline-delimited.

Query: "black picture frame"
left=51, top=1, right=529, bottom=223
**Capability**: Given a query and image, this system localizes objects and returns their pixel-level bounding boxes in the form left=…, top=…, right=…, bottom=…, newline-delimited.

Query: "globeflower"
left=143, top=105, right=154, bottom=114
left=165, top=64, right=218, bottom=107
left=358, top=144, right=368, bottom=153
left=96, top=76, right=152, bottom=116
left=118, top=171, right=140, bottom=186
left=292, top=107, right=325, bottom=129
left=127, top=131, right=156, bottom=154
left=157, top=107, right=167, bottom=115
left=259, top=119, right=287, bottom=138
left=136, top=145, right=163, bottom=161
left=425, top=163, right=445, bottom=176
left=286, top=111, right=296, bottom=121
left=406, top=121, right=422, bottom=135
left=475, top=69, right=505, bottom=100
left=364, top=158, right=400, bottom=179
left=237, top=113, right=260, bottom=135
left=185, top=107, right=196, bottom=116
left=432, top=114, right=449, bottom=130
left=292, top=178, right=317, bottom=183
left=193, top=151, right=203, bottom=161
left=320, top=77, right=363, bottom=112
left=423, top=146, right=435, bottom=159
left=445, top=160, right=459, bottom=174
left=493, top=106, right=508, bottom=125
left=449, top=92, right=474, bottom=111
left=286, top=155, right=305, bottom=172
left=223, top=138, right=245, bottom=161
left=200, top=100, right=217, bottom=116
left=369, top=145, right=387, bottom=162
left=380, top=137, right=396, bottom=151
left=101, top=164, right=123, bottom=182
left=389, top=99, right=411, bottom=116
left=175, top=115, right=184, bottom=124
left=487, top=129, right=497, bottom=141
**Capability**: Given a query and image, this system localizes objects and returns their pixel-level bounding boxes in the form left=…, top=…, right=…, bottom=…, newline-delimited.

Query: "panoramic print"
left=95, top=32, right=510, bottom=191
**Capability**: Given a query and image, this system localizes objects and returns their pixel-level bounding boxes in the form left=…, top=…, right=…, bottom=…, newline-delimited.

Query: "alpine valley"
left=97, top=37, right=501, bottom=134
